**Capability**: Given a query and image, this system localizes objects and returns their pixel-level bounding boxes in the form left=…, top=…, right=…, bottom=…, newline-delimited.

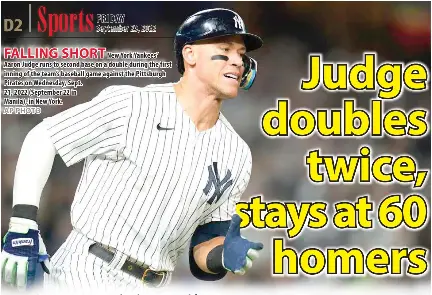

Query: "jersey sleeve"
left=200, top=148, right=252, bottom=224
left=41, top=86, right=133, bottom=167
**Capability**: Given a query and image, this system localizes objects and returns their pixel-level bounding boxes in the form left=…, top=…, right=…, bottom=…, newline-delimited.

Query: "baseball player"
left=1, top=8, right=263, bottom=292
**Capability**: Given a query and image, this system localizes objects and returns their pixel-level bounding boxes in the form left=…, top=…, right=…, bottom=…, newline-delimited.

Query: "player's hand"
left=1, top=217, right=51, bottom=289
left=222, top=214, right=263, bottom=275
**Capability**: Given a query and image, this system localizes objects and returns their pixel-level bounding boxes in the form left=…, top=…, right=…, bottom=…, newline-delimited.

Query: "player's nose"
left=230, top=53, right=243, bottom=68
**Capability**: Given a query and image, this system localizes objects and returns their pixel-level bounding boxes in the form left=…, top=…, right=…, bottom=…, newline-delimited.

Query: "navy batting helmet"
left=174, top=8, right=263, bottom=90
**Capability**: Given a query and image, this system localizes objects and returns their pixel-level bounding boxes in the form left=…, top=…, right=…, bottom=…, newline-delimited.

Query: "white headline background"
left=2, top=282, right=431, bottom=295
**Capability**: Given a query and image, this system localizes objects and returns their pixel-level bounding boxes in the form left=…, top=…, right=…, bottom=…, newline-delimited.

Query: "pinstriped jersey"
left=42, top=83, right=252, bottom=272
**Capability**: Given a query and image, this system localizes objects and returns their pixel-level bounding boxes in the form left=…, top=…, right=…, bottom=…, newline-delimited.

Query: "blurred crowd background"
left=1, top=1, right=431, bottom=288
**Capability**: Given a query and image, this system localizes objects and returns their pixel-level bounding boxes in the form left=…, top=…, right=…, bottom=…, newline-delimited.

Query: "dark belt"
left=88, top=243, right=166, bottom=287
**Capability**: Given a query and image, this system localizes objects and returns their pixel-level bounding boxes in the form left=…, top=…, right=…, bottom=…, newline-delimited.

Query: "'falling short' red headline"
left=3, top=47, right=106, bottom=59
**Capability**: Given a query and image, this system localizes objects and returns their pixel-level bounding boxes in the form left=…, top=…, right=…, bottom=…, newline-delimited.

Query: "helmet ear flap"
left=240, top=55, right=257, bottom=90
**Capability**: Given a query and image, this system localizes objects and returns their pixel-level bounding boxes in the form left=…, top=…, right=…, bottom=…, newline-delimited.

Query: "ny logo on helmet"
left=203, top=162, right=233, bottom=205
left=233, top=15, right=244, bottom=30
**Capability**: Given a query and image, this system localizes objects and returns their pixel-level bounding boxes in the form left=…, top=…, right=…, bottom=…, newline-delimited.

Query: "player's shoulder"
left=219, top=113, right=252, bottom=159
left=141, top=83, right=176, bottom=94
left=97, top=85, right=142, bottom=96
left=93, top=85, right=142, bottom=103
left=95, top=83, right=175, bottom=100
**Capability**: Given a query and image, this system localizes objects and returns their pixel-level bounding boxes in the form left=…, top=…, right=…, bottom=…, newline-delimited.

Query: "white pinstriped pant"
left=43, top=229, right=171, bottom=294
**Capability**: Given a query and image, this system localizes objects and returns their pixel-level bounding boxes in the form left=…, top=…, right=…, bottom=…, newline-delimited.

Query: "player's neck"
left=174, top=77, right=222, bottom=132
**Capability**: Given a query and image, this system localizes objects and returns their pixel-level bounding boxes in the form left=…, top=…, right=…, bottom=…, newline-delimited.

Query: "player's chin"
left=218, top=84, right=239, bottom=99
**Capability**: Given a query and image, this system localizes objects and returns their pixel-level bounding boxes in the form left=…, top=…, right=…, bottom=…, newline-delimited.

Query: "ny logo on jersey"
left=204, top=162, right=233, bottom=205
left=233, top=15, right=244, bottom=30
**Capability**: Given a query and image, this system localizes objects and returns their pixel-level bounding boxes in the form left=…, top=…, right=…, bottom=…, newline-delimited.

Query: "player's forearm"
left=193, top=236, right=225, bottom=273
left=13, top=122, right=56, bottom=209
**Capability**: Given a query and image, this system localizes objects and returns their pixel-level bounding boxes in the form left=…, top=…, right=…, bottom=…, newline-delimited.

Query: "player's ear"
left=182, top=44, right=196, bottom=69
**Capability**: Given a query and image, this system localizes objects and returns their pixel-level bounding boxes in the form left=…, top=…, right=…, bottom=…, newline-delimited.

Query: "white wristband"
left=10, top=217, right=39, bottom=232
